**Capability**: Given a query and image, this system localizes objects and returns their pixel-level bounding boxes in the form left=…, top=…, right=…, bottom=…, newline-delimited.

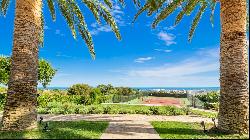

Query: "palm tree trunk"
left=1, top=0, right=42, bottom=131
left=218, top=0, right=249, bottom=134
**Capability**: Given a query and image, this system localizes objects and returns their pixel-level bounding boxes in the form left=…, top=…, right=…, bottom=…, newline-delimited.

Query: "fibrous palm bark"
left=218, top=0, right=249, bottom=134
left=1, top=0, right=42, bottom=131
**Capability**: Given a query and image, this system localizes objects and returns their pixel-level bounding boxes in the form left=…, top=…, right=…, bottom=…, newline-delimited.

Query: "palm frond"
left=82, top=0, right=101, bottom=24
left=132, top=0, right=218, bottom=42
left=0, top=0, right=10, bottom=16
left=133, top=0, right=141, bottom=7
left=39, top=10, right=45, bottom=47
left=78, top=25, right=95, bottom=59
left=104, top=0, right=113, bottom=9
left=152, top=0, right=184, bottom=28
left=57, top=0, right=77, bottom=39
left=147, top=0, right=167, bottom=16
left=68, top=0, right=95, bottom=58
left=47, top=0, right=56, bottom=21
left=99, top=2, right=121, bottom=40
left=132, top=2, right=151, bottom=24
left=209, top=0, right=216, bottom=27
left=174, top=0, right=199, bottom=26
left=188, top=1, right=207, bottom=41
left=117, top=0, right=125, bottom=7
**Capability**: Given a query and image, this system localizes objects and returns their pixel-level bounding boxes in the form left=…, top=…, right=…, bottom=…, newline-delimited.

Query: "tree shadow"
left=0, top=120, right=107, bottom=139
left=155, top=127, right=205, bottom=136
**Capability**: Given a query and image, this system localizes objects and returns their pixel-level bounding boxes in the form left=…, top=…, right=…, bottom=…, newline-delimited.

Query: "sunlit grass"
left=151, top=121, right=249, bottom=139
left=0, top=121, right=108, bottom=139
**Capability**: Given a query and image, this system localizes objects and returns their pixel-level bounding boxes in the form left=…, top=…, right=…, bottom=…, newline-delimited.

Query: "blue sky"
left=0, top=1, right=226, bottom=87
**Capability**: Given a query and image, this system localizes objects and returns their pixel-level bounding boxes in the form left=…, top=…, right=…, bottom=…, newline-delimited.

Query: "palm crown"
left=0, top=0, right=126, bottom=59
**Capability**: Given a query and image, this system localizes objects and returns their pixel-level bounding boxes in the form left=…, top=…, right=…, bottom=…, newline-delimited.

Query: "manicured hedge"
left=37, top=103, right=218, bottom=118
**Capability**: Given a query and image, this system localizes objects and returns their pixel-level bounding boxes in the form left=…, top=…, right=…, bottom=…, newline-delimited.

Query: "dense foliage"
left=0, top=56, right=10, bottom=85
left=38, top=59, right=57, bottom=88
left=0, top=56, right=56, bottom=88
left=36, top=103, right=217, bottom=118
left=195, top=91, right=219, bottom=110
left=0, top=83, right=218, bottom=118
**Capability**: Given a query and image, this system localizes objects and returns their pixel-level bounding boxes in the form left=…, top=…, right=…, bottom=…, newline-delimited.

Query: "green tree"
left=0, top=56, right=10, bottom=85
left=0, top=56, right=56, bottom=88
left=67, top=84, right=93, bottom=95
left=133, top=0, right=249, bottom=134
left=38, top=59, right=57, bottom=88
left=97, top=84, right=115, bottom=95
left=0, top=0, right=123, bottom=130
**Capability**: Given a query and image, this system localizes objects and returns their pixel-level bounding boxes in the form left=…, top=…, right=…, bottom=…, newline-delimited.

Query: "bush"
left=78, top=107, right=89, bottom=114
left=37, top=91, right=84, bottom=107
left=0, top=87, right=7, bottom=93
left=0, top=93, right=7, bottom=110
left=87, top=105, right=104, bottom=114
left=67, top=84, right=92, bottom=95
left=149, top=106, right=160, bottom=115
left=103, top=106, right=112, bottom=114
left=196, top=91, right=220, bottom=110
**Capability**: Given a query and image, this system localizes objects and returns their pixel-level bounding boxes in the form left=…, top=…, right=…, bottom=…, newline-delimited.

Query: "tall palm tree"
left=0, top=0, right=123, bottom=131
left=133, top=0, right=249, bottom=134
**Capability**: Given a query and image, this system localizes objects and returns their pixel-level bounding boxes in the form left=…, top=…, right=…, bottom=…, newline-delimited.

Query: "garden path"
left=0, top=113, right=216, bottom=139
left=38, top=114, right=215, bottom=139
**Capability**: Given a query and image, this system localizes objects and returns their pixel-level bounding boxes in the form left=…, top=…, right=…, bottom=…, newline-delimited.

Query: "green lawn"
left=151, top=121, right=249, bottom=139
left=0, top=121, right=108, bottom=139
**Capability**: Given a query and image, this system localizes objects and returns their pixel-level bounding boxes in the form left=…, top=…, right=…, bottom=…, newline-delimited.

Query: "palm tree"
left=0, top=0, right=123, bottom=131
left=133, top=0, right=249, bottom=134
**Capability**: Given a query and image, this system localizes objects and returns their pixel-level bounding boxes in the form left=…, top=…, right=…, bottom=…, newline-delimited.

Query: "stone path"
left=0, top=114, right=216, bottom=139
left=101, top=121, right=160, bottom=139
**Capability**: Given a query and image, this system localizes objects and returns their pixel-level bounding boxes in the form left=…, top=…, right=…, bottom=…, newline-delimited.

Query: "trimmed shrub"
left=195, top=91, right=220, bottom=110
left=149, top=106, right=160, bottom=115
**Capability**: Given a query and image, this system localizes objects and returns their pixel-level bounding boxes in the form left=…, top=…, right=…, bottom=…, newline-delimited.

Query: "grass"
left=0, top=121, right=108, bottom=139
left=151, top=121, right=249, bottom=139
left=189, top=109, right=217, bottom=118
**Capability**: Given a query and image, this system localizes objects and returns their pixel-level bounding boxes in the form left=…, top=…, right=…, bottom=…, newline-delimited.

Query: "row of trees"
left=0, top=0, right=248, bottom=134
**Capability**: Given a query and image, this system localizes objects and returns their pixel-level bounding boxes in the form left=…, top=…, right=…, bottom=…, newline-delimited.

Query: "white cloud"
left=154, top=49, right=172, bottom=53
left=157, top=31, right=176, bottom=46
left=134, top=57, right=154, bottom=63
left=129, top=59, right=218, bottom=77
left=109, top=47, right=220, bottom=87
left=44, top=26, right=49, bottom=30
left=55, top=29, right=65, bottom=36
left=197, top=47, right=219, bottom=58
left=55, top=52, right=76, bottom=59
left=163, top=26, right=175, bottom=31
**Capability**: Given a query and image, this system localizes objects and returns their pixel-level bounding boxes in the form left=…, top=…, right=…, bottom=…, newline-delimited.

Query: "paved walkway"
left=0, top=114, right=216, bottom=139
left=38, top=114, right=215, bottom=139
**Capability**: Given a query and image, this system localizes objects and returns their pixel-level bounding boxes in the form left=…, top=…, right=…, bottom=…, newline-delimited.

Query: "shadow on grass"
left=152, top=121, right=249, bottom=139
left=154, top=127, right=205, bottom=135
left=0, top=121, right=108, bottom=139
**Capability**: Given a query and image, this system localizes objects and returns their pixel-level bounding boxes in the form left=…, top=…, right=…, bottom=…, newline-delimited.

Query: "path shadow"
left=105, top=123, right=158, bottom=135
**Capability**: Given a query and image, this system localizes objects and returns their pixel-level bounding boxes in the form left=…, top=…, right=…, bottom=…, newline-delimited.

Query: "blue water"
left=42, top=86, right=220, bottom=91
